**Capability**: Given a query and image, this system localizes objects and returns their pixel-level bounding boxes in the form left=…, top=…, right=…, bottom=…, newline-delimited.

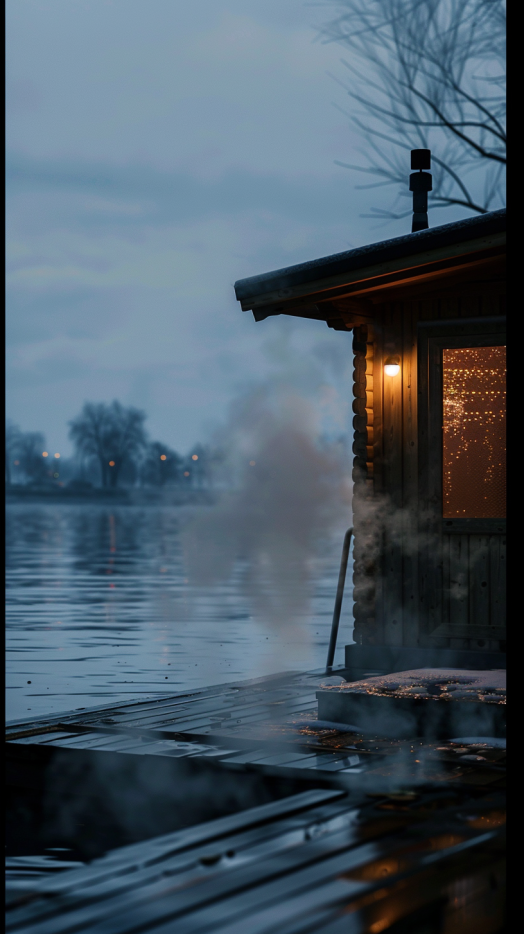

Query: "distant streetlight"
left=249, top=461, right=256, bottom=466
left=54, top=453, right=60, bottom=459
left=160, top=454, right=167, bottom=461
left=109, top=461, right=115, bottom=467
left=184, top=471, right=190, bottom=477
left=42, top=452, right=48, bottom=457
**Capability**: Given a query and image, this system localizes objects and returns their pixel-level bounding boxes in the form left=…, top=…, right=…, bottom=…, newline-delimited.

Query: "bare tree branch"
left=317, top=0, right=506, bottom=219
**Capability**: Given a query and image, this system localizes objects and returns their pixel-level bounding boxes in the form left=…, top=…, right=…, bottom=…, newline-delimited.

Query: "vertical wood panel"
left=469, top=535, right=490, bottom=635
left=383, top=303, right=403, bottom=646
left=448, top=534, right=469, bottom=632
left=441, top=534, right=451, bottom=638
left=359, top=287, right=504, bottom=652
left=422, top=332, right=444, bottom=641
left=489, top=534, right=506, bottom=635
left=402, top=300, right=419, bottom=646
left=372, top=326, right=383, bottom=494
left=371, top=326, right=384, bottom=645
left=417, top=308, right=431, bottom=644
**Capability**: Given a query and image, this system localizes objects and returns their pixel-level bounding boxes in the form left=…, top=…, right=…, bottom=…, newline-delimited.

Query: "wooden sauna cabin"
left=234, top=209, right=506, bottom=676
left=6, top=208, right=506, bottom=931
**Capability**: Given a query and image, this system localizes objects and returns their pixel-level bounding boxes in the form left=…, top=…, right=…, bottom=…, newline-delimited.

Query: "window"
left=442, top=346, right=506, bottom=518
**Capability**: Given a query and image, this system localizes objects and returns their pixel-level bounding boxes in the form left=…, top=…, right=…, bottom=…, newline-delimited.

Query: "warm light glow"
left=14, top=460, right=20, bottom=466
left=249, top=460, right=256, bottom=466
left=369, top=919, right=393, bottom=933
left=184, top=471, right=190, bottom=477
left=42, top=452, right=48, bottom=457
left=192, top=454, right=198, bottom=461
left=54, top=453, right=60, bottom=458
left=109, top=460, right=115, bottom=467
left=160, top=454, right=167, bottom=461
left=443, top=346, right=506, bottom=518
left=384, top=355, right=400, bottom=377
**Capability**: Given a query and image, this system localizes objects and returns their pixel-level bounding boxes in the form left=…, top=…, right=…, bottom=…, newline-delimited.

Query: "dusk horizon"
left=6, top=0, right=486, bottom=456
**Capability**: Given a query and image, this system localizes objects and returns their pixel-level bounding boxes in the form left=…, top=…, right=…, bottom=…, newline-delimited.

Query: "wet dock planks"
left=6, top=668, right=507, bottom=785
left=6, top=668, right=506, bottom=932
left=6, top=670, right=364, bottom=780
left=6, top=785, right=505, bottom=933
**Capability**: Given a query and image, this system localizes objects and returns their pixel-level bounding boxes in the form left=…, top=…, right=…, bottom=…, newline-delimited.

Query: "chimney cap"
left=411, top=149, right=431, bottom=170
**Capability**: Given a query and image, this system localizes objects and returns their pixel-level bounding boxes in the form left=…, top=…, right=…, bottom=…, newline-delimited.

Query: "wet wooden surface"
left=6, top=784, right=505, bottom=933
left=6, top=667, right=507, bottom=786
left=6, top=668, right=506, bottom=932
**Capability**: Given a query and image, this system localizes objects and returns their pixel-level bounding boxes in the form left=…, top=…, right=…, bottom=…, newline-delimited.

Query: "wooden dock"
left=6, top=667, right=506, bottom=932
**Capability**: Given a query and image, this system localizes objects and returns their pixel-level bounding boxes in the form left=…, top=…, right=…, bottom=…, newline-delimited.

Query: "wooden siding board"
left=372, top=328, right=383, bottom=495
left=426, top=323, right=444, bottom=640
left=402, top=301, right=419, bottom=647
left=382, top=304, right=403, bottom=646
left=469, top=535, right=491, bottom=636
left=489, top=534, right=506, bottom=636
left=448, top=535, right=469, bottom=635
left=416, top=310, right=431, bottom=645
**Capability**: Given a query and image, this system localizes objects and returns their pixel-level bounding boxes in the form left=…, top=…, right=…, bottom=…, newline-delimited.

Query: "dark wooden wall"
left=344, top=269, right=505, bottom=652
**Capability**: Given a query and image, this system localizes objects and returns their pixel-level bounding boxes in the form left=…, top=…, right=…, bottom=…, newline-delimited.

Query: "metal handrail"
left=325, top=527, right=353, bottom=672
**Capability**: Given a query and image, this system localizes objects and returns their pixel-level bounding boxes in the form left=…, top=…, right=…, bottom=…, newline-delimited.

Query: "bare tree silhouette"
left=5, top=421, right=22, bottom=486
left=140, top=441, right=183, bottom=487
left=17, top=432, right=48, bottom=484
left=318, top=0, right=505, bottom=221
left=69, top=401, right=147, bottom=488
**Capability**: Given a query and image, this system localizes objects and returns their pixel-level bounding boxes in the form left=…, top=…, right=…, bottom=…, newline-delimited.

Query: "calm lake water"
left=6, top=503, right=354, bottom=722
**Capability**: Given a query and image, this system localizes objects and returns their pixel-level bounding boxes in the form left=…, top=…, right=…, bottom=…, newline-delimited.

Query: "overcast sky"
left=6, top=0, right=471, bottom=457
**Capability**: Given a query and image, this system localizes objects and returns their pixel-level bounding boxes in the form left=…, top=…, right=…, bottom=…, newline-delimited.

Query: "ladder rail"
left=325, top=527, right=353, bottom=672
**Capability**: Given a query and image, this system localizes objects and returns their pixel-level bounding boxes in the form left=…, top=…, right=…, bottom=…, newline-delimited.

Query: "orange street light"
left=109, top=461, right=115, bottom=467
left=42, top=452, right=48, bottom=457
left=160, top=454, right=167, bottom=461
left=54, top=453, right=60, bottom=459
left=184, top=471, right=190, bottom=477
left=192, top=454, right=198, bottom=461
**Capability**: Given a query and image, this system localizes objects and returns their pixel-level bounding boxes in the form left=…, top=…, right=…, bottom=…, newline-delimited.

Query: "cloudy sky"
left=6, top=0, right=470, bottom=457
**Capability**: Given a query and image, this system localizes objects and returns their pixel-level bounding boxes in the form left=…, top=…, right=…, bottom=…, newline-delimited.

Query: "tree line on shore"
left=6, top=401, right=224, bottom=490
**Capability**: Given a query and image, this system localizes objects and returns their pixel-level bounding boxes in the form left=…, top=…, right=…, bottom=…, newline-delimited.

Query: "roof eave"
left=234, top=210, right=506, bottom=320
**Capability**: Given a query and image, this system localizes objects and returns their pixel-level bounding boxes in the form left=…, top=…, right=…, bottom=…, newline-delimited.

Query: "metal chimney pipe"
left=410, top=149, right=432, bottom=232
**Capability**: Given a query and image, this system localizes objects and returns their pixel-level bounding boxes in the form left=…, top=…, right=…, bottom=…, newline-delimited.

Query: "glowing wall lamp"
left=384, top=355, right=401, bottom=377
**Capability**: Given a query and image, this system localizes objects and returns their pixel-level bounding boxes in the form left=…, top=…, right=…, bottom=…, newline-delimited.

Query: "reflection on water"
left=6, top=504, right=353, bottom=721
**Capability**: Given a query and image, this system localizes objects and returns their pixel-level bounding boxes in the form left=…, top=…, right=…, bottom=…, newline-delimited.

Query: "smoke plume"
left=181, top=334, right=353, bottom=656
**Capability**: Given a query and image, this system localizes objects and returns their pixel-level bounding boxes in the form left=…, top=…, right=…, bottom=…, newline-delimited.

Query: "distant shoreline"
left=5, top=485, right=217, bottom=506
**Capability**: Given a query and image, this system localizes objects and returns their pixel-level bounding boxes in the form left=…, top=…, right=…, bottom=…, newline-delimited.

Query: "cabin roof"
left=234, top=209, right=505, bottom=317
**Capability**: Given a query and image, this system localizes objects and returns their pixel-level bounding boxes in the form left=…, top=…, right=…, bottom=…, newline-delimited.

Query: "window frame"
left=418, top=317, right=506, bottom=534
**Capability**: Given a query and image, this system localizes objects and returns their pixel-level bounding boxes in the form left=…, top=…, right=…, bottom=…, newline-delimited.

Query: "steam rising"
left=181, top=351, right=352, bottom=653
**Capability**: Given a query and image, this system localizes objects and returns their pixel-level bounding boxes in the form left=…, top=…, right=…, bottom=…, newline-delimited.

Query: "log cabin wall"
left=234, top=210, right=506, bottom=656
left=336, top=275, right=506, bottom=652
left=351, top=325, right=378, bottom=646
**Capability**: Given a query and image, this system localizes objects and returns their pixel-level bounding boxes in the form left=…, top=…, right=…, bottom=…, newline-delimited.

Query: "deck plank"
left=7, top=817, right=502, bottom=934
left=7, top=798, right=356, bottom=929
left=6, top=666, right=506, bottom=934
